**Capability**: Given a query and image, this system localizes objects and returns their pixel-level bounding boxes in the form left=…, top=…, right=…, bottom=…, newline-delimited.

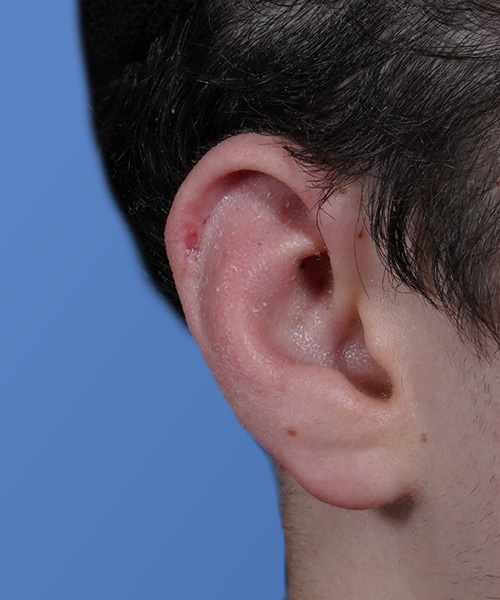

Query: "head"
left=81, top=1, right=500, bottom=597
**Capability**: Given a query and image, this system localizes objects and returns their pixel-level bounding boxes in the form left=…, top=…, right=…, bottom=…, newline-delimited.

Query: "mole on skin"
left=286, top=427, right=298, bottom=437
left=421, top=433, right=428, bottom=443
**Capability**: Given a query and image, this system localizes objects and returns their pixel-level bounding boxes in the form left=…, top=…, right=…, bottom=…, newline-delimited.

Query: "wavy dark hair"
left=81, top=0, right=500, bottom=352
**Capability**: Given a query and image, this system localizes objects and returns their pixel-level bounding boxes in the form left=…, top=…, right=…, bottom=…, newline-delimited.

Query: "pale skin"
left=165, top=134, right=500, bottom=599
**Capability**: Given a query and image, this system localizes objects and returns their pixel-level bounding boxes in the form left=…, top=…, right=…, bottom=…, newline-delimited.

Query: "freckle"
left=184, top=226, right=199, bottom=252
left=286, top=427, right=298, bottom=437
left=338, top=187, right=347, bottom=195
left=420, top=433, right=428, bottom=443
left=358, top=230, right=364, bottom=239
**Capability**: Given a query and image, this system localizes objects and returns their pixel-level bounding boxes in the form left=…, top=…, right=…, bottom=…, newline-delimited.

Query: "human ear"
left=165, top=134, right=422, bottom=510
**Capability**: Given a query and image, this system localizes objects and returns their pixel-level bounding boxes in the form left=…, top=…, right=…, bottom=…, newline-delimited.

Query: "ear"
left=165, top=134, right=422, bottom=510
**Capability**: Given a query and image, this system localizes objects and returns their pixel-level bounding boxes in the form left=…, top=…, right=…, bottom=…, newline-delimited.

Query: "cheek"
left=408, top=312, right=500, bottom=572
left=386, top=286, right=499, bottom=496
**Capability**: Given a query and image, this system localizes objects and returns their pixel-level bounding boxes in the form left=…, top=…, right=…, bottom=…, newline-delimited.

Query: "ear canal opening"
left=296, top=252, right=392, bottom=400
left=298, top=251, right=332, bottom=296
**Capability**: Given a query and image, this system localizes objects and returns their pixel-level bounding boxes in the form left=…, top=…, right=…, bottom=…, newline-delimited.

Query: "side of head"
left=81, top=0, right=500, bottom=594
left=165, top=131, right=500, bottom=597
left=81, top=0, right=500, bottom=339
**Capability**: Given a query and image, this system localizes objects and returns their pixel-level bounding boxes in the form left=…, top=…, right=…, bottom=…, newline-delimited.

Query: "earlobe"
left=165, top=134, right=422, bottom=510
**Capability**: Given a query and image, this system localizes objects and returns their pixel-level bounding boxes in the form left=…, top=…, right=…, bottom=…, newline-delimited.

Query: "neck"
left=278, top=469, right=464, bottom=600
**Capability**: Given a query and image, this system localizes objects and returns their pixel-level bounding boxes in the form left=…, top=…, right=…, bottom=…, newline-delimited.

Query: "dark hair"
left=81, top=0, right=500, bottom=352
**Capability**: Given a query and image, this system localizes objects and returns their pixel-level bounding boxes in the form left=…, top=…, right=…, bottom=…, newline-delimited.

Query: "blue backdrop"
left=0, top=2, right=284, bottom=598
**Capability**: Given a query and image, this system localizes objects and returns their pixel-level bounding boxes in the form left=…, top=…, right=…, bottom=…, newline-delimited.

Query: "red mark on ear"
left=286, top=427, right=298, bottom=437
left=184, top=224, right=199, bottom=253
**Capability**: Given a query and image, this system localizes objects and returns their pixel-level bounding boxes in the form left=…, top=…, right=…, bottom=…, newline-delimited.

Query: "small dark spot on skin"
left=421, top=433, right=428, bottom=443
left=358, top=230, right=364, bottom=239
left=286, top=427, right=298, bottom=437
left=203, top=216, right=209, bottom=225
left=299, top=261, right=306, bottom=269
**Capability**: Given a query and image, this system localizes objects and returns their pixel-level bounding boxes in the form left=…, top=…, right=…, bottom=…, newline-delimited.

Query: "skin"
left=165, top=134, right=500, bottom=599
left=281, top=300, right=500, bottom=599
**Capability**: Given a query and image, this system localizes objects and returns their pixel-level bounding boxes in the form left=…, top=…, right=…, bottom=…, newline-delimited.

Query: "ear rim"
left=164, top=133, right=423, bottom=511
left=165, top=133, right=320, bottom=340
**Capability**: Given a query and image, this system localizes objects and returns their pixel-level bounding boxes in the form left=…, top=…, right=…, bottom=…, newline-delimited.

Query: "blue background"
left=0, top=2, right=284, bottom=598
